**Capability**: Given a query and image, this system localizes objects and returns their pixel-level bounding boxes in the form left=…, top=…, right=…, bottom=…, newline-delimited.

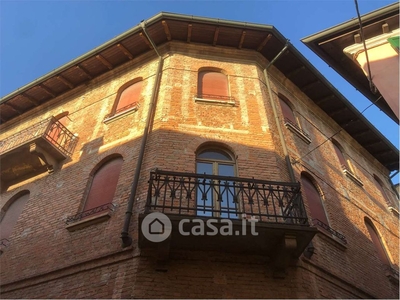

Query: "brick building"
left=0, top=12, right=399, bottom=299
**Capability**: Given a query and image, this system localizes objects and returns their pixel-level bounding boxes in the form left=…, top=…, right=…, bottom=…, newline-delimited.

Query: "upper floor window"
left=364, top=217, right=391, bottom=267
left=196, top=68, right=234, bottom=105
left=196, top=146, right=238, bottom=218
left=332, top=140, right=363, bottom=186
left=300, top=174, right=329, bottom=226
left=82, top=156, right=123, bottom=215
left=279, top=94, right=311, bottom=144
left=107, top=79, right=142, bottom=119
left=373, top=175, right=393, bottom=207
left=0, top=191, right=30, bottom=241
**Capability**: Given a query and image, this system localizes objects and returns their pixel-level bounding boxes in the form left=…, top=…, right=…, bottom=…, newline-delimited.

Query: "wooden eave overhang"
left=302, top=2, right=399, bottom=124
left=1, top=12, right=398, bottom=171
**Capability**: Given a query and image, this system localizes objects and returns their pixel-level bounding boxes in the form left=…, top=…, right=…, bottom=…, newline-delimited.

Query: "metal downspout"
left=262, top=41, right=296, bottom=183
left=121, top=22, right=163, bottom=247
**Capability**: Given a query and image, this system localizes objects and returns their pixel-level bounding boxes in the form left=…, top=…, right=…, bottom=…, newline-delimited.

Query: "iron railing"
left=146, top=170, right=310, bottom=225
left=313, top=218, right=347, bottom=244
left=66, top=203, right=116, bottom=224
left=0, top=117, right=77, bottom=157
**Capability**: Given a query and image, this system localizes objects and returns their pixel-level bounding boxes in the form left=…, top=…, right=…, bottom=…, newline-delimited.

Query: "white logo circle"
left=141, top=212, right=172, bottom=243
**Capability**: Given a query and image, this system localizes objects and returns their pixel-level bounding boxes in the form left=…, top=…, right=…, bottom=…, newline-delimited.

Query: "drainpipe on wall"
left=262, top=41, right=296, bottom=183
left=121, top=22, right=163, bottom=248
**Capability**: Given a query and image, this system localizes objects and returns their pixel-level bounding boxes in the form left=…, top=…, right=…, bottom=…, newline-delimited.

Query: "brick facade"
left=0, top=15, right=398, bottom=299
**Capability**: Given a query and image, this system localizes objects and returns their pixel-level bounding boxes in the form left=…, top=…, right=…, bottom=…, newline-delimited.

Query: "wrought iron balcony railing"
left=312, top=218, right=347, bottom=245
left=146, top=170, right=309, bottom=225
left=0, top=117, right=77, bottom=157
left=66, top=203, right=116, bottom=225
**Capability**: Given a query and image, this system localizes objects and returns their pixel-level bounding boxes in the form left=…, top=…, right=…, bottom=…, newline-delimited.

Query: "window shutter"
left=301, top=176, right=329, bottom=225
left=198, top=71, right=228, bottom=97
left=0, top=193, right=30, bottom=240
left=83, top=158, right=123, bottom=211
left=279, top=98, right=296, bottom=125
left=116, top=81, right=142, bottom=113
left=365, top=219, right=390, bottom=266
left=332, top=142, right=347, bottom=168
left=374, top=176, right=391, bottom=205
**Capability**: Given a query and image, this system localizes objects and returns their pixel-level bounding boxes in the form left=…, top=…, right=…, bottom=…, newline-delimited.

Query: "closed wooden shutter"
left=198, top=71, right=228, bottom=98
left=301, top=175, right=329, bottom=225
left=332, top=142, right=347, bottom=168
left=83, top=157, right=123, bottom=211
left=374, top=176, right=391, bottom=205
left=116, top=81, right=142, bottom=113
left=48, top=114, right=69, bottom=144
left=365, top=219, right=390, bottom=266
left=0, top=193, right=30, bottom=240
left=279, top=98, right=296, bottom=125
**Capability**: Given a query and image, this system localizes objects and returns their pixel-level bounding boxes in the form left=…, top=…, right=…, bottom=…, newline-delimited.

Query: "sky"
left=0, top=0, right=398, bottom=181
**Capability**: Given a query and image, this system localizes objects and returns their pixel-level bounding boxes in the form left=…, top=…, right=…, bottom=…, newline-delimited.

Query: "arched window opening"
left=300, top=174, right=329, bottom=226
left=332, top=140, right=349, bottom=171
left=279, top=95, right=297, bottom=126
left=109, top=79, right=142, bottom=118
left=83, top=157, right=123, bottom=215
left=373, top=175, right=392, bottom=206
left=196, top=147, right=238, bottom=218
left=0, top=191, right=30, bottom=241
left=364, top=217, right=391, bottom=267
left=197, top=70, right=229, bottom=100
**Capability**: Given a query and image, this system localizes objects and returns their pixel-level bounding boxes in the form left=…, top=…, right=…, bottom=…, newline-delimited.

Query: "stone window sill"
left=66, top=211, right=112, bottom=232
left=342, top=168, right=363, bottom=187
left=194, top=97, right=236, bottom=106
left=284, top=121, right=311, bottom=144
left=104, top=106, right=139, bottom=124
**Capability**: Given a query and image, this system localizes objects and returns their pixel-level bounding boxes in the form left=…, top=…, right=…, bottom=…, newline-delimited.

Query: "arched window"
left=373, top=175, right=392, bottom=206
left=279, top=95, right=297, bottom=126
left=83, top=156, right=123, bottom=214
left=300, top=174, right=329, bottom=226
left=110, top=79, right=142, bottom=117
left=364, top=217, right=391, bottom=267
left=196, top=147, right=237, bottom=218
left=197, top=69, right=229, bottom=100
left=332, top=140, right=348, bottom=170
left=0, top=191, right=30, bottom=241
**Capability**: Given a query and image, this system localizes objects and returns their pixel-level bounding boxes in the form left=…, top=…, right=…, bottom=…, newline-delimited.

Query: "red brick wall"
left=1, top=42, right=398, bottom=298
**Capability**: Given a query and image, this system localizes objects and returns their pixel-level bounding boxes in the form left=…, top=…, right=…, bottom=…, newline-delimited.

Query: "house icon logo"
left=141, top=212, right=172, bottom=242
left=149, top=218, right=165, bottom=234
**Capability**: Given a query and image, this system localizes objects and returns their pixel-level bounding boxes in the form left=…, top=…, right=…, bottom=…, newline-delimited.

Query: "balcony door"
left=196, top=149, right=239, bottom=218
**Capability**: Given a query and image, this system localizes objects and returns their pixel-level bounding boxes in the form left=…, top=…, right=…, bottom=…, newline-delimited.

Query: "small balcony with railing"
left=0, top=117, right=78, bottom=189
left=139, top=170, right=318, bottom=273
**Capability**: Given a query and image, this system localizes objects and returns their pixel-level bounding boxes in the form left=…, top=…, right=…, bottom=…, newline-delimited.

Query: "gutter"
left=301, top=2, right=399, bottom=44
left=120, top=21, right=163, bottom=248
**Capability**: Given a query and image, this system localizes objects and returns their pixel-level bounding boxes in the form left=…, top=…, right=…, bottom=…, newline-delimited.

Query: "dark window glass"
left=196, top=148, right=237, bottom=218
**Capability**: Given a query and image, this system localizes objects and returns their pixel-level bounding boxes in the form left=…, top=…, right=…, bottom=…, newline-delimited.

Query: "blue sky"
left=0, top=0, right=398, bottom=181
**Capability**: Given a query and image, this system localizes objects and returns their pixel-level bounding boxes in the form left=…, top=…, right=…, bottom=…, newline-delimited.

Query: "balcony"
left=0, top=117, right=77, bottom=189
left=139, top=170, right=318, bottom=274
